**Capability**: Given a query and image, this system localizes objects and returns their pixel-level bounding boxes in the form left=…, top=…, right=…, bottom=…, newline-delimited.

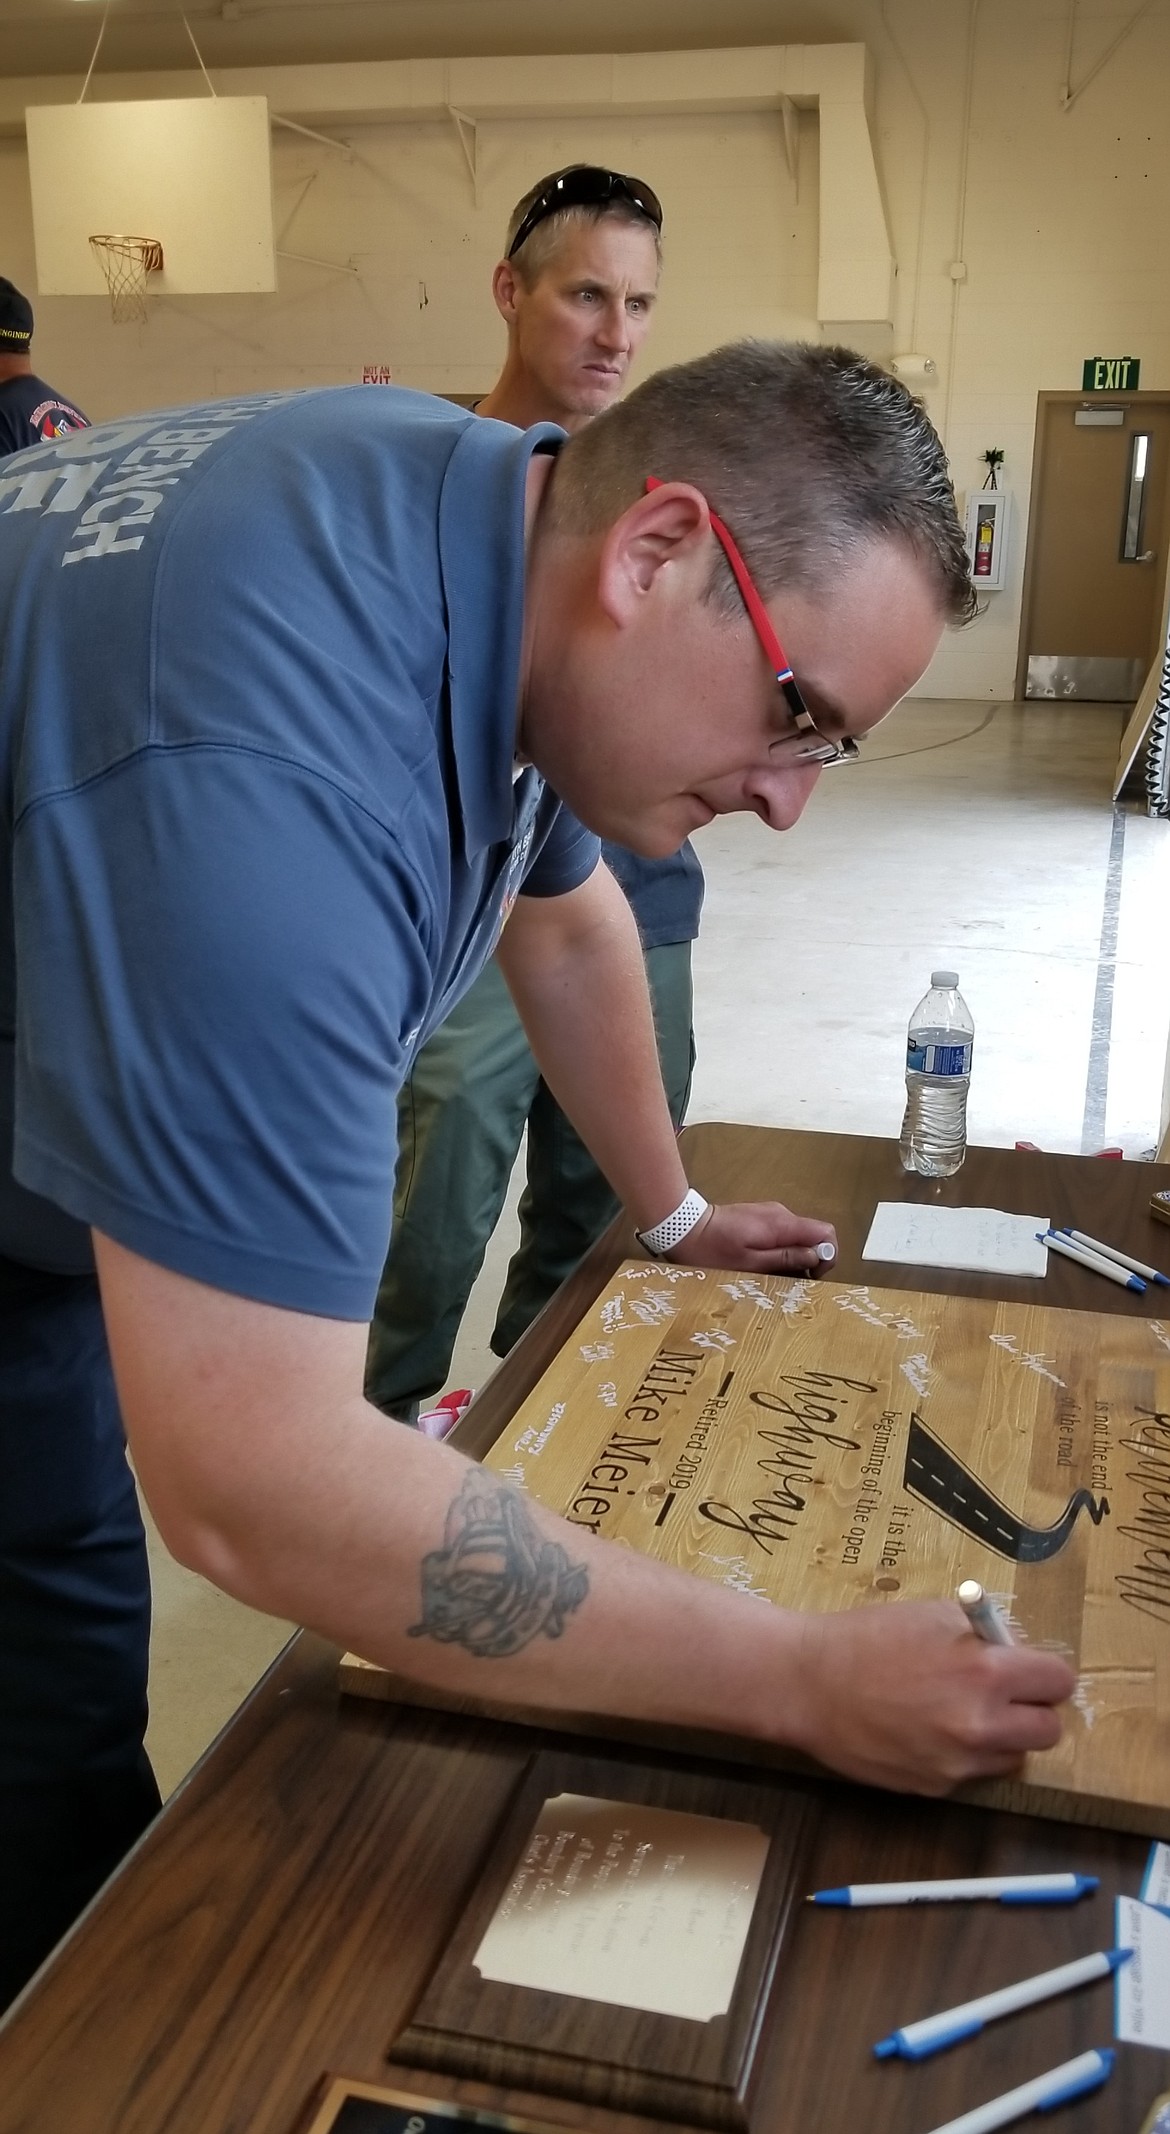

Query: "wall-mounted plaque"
left=393, top=1750, right=814, bottom=2129
left=303, top=2079, right=564, bottom=2133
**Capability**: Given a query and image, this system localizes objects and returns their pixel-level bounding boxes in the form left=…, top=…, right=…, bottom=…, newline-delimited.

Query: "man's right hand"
left=780, top=1599, right=1076, bottom=1795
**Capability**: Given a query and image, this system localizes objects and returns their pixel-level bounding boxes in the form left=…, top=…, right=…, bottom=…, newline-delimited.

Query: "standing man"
left=366, top=165, right=702, bottom=1420
left=0, top=344, right=1075, bottom=2008
left=0, top=278, right=88, bottom=456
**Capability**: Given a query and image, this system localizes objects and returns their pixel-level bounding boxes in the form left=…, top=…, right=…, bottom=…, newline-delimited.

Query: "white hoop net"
left=89, top=235, right=164, bottom=325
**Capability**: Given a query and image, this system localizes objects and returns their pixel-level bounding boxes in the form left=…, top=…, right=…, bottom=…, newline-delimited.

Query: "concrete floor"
left=142, top=697, right=1170, bottom=1797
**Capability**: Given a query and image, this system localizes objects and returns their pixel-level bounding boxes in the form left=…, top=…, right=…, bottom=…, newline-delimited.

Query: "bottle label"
left=907, top=1040, right=973, bottom=1076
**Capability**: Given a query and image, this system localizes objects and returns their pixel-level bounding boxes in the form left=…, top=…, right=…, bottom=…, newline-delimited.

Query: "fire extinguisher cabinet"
left=964, top=489, right=1011, bottom=591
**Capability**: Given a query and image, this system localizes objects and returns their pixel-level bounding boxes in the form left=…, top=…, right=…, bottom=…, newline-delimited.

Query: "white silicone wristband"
left=636, top=1189, right=711, bottom=1258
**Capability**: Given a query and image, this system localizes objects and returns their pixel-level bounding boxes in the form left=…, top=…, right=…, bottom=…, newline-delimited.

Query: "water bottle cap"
left=931, top=969, right=959, bottom=987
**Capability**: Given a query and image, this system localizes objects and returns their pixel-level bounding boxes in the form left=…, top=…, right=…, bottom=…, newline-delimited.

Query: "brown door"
left=1019, top=395, right=1170, bottom=699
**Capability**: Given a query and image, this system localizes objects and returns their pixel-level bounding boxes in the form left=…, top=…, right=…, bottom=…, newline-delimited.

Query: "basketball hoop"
left=89, top=234, right=164, bottom=325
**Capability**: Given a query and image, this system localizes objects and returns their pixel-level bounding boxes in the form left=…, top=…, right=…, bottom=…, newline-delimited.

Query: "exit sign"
left=1082, top=356, right=1140, bottom=391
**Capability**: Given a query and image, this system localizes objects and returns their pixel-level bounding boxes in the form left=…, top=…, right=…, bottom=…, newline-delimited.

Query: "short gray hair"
left=506, top=166, right=663, bottom=288
left=548, top=339, right=976, bottom=625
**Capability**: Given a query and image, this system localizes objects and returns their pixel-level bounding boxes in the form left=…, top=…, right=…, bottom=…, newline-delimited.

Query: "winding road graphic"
left=902, top=1413, right=1109, bottom=1562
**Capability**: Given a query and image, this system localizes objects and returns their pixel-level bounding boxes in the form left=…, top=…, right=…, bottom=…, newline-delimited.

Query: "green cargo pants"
left=365, top=941, right=694, bottom=1416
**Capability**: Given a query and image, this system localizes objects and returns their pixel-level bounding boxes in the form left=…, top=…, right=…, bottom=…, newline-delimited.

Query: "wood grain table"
left=2, top=1126, right=1169, bottom=2134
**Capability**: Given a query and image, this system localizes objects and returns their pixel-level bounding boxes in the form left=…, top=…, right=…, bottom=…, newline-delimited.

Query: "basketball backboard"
left=25, top=97, right=276, bottom=297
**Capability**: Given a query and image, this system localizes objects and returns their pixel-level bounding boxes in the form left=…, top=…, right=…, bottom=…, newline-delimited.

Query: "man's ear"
left=491, top=259, right=523, bottom=326
left=595, top=482, right=711, bottom=628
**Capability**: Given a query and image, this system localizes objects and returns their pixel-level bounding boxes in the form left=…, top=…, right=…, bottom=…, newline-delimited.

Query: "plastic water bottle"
left=899, top=971, right=974, bottom=1177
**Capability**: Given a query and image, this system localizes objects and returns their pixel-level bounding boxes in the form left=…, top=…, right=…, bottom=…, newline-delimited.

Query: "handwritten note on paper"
left=863, top=1204, right=1050, bottom=1279
left=472, top=1793, right=769, bottom=2022
left=1116, top=1896, right=1170, bottom=2047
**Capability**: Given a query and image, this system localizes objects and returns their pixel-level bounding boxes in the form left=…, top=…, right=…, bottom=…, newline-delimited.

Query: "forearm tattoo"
left=408, top=1471, right=589, bottom=1659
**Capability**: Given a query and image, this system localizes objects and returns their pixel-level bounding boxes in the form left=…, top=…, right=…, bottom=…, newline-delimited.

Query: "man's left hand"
left=670, top=1201, right=837, bottom=1275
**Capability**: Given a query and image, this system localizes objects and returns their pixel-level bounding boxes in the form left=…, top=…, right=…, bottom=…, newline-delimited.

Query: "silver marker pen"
left=957, top=1579, right=1015, bottom=1647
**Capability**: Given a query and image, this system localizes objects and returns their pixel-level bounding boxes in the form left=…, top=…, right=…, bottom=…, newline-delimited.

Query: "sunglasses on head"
left=645, top=478, right=860, bottom=768
left=507, top=167, right=664, bottom=260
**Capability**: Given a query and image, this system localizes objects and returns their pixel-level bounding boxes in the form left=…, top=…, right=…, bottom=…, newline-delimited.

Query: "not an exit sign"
left=1082, top=355, right=1140, bottom=390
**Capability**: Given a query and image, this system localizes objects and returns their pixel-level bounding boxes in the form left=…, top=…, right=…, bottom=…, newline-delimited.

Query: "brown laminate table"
left=3, top=1125, right=1170, bottom=2134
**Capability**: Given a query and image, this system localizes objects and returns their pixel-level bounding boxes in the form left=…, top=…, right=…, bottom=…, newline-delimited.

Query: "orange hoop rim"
left=88, top=234, right=164, bottom=273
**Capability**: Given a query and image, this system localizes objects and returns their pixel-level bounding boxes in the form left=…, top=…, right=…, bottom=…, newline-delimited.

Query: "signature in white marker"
left=989, top=1330, right=1067, bottom=1388
left=900, top=1352, right=934, bottom=1397
left=720, top=1278, right=775, bottom=1311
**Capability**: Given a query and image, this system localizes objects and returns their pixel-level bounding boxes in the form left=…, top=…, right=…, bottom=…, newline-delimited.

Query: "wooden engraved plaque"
left=392, top=1749, right=814, bottom=2129
left=303, top=2078, right=568, bottom=2132
left=472, top=1266, right=1170, bottom=1831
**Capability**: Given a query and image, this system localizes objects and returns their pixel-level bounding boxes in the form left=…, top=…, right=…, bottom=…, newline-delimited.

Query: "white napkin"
left=862, top=1203, right=1049, bottom=1279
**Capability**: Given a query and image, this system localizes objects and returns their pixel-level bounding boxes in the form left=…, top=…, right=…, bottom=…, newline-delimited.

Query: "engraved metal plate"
left=1026, top=654, right=1145, bottom=701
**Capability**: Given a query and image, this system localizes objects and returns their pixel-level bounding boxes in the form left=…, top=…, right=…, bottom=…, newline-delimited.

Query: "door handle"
left=1138, top=550, right=1157, bottom=563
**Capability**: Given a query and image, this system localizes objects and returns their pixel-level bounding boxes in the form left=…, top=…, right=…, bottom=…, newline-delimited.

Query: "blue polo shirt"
left=606, top=841, right=703, bottom=948
left=0, top=388, right=599, bottom=1317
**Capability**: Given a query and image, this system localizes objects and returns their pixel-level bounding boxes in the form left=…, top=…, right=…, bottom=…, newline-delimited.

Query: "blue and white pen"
left=914, top=2048, right=1114, bottom=2134
left=874, top=1948, right=1131, bottom=2060
left=1061, top=1228, right=1170, bottom=1287
left=1037, top=1230, right=1146, bottom=1293
left=808, top=1872, right=1098, bottom=1907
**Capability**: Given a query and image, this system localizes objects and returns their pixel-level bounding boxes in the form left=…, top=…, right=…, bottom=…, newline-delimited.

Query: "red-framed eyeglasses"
left=645, top=477, right=860, bottom=767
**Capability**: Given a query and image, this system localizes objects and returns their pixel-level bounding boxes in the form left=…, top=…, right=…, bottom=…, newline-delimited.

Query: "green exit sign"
left=1082, top=356, right=1140, bottom=391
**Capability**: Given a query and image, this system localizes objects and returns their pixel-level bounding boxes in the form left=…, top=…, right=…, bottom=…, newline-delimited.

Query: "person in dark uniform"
left=0, top=278, right=88, bottom=458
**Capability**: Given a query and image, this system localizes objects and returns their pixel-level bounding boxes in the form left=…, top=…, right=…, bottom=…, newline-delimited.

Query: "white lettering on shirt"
left=0, top=461, right=111, bottom=515
left=0, top=397, right=294, bottom=563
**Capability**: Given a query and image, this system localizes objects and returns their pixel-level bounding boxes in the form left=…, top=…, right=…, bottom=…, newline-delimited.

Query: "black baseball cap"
left=0, top=278, right=34, bottom=352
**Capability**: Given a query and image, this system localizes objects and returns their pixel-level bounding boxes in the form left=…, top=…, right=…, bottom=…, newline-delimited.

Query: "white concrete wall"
left=0, top=105, right=818, bottom=407
left=3, top=1, right=1170, bottom=698
left=864, top=0, right=1170, bottom=700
